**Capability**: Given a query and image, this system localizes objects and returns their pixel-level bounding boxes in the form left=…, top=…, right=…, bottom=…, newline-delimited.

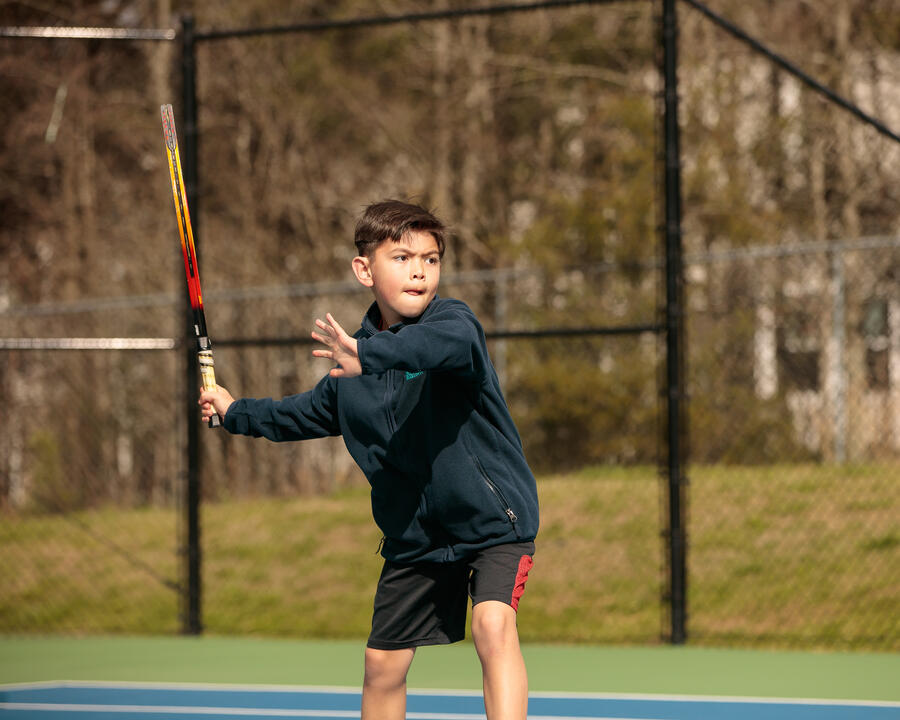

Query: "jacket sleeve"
left=222, top=374, right=341, bottom=441
left=356, top=301, right=488, bottom=379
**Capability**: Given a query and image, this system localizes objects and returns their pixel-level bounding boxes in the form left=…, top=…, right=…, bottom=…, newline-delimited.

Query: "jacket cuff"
left=356, top=337, right=374, bottom=375
left=222, top=400, right=243, bottom=433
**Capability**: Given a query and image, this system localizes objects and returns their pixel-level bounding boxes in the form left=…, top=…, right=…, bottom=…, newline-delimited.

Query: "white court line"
left=528, top=690, right=900, bottom=708
left=0, top=681, right=365, bottom=695
left=0, top=705, right=653, bottom=720
left=0, top=681, right=66, bottom=692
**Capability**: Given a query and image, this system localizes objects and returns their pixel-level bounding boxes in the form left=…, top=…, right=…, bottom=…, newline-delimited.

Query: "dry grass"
left=1, top=464, right=897, bottom=649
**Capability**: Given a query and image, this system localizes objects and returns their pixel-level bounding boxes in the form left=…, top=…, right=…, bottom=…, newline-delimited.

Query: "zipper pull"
left=505, top=508, right=518, bottom=523
left=375, top=536, right=386, bottom=555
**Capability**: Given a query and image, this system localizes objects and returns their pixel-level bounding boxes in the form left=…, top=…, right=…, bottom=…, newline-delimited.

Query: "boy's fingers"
left=313, top=321, right=331, bottom=341
left=326, top=313, right=346, bottom=335
left=316, top=317, right=338, bottom=335
left=311, top=331, right=335, bottom=347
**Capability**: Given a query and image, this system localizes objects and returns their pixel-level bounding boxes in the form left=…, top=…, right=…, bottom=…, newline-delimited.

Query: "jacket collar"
left=361, top=295, right=441, bottom=336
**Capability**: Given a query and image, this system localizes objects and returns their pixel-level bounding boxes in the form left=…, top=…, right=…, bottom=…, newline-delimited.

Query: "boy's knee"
left=471, top=601, right=519, bottom=657
left=364, top=647, right=414, bottom=690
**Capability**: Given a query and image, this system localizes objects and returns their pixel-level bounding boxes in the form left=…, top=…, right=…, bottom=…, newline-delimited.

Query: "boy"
left=199, top=200, right=539, bottom=720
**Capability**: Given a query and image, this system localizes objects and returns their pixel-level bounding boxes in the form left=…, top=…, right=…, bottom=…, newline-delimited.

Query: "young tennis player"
left=199, top=200, right=539, bottom=720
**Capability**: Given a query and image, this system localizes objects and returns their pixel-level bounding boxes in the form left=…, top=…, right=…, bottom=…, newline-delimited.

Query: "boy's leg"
left=364, top=558, right=468, bottom=720
left=471, top=600, right=528, bottom=720
left=361, top=647, right=415, bottom=720
left=468, top=542, right=535, bottom=720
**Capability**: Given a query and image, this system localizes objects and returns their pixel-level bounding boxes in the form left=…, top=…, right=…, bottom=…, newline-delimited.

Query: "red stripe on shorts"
left=510, top=554, right=534, bottom=611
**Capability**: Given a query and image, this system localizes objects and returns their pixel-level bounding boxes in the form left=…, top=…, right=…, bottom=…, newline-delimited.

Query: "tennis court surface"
left=2, top=682, right=899, bottom=720
left=2, top=638, right=898, bottom=719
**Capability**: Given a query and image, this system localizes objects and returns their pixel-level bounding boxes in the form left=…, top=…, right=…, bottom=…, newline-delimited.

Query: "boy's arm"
left=215, top=374, right=341, bottom=441
left=357, top=301, right=487, bottom=378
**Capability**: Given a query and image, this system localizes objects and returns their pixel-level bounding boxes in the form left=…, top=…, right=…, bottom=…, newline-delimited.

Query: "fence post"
left=661, top=0, right=687, bottom=645
left=829, top=249, right=847, bottom=462
left=180, top=13, right=202, bottom=636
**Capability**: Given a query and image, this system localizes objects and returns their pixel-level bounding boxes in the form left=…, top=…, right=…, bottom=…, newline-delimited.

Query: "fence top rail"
left=0, top=26, right=175, bottom=40
left=192, top=0, right=644, bottom=42
left=0, top=0, right=643, bottom=43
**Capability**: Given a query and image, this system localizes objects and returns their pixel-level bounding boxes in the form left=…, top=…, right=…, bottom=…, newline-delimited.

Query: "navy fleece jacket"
left=223, top=296, right=540, bottom=563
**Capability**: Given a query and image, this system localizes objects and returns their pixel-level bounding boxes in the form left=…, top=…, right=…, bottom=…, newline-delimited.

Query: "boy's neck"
left=377, top=302, right=402, bottom=330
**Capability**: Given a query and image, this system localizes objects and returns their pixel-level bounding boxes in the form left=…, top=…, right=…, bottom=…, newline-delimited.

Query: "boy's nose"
left=410, top=260, right=425, bottom=278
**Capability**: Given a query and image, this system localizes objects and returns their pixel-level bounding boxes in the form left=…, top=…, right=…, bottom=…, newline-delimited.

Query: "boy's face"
left=352, top=230, right=441, bottom=327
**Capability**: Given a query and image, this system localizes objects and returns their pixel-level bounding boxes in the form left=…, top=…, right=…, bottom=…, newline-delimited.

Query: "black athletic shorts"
left=367, top=541, right=535, bottom=650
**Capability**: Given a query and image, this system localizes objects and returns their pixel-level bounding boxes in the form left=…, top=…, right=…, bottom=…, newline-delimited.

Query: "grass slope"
left=1, top=465, right=897, bottom=649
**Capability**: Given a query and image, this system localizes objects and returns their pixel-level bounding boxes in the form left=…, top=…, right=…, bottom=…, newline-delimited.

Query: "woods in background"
left=1, top=0, right=898, bottom=507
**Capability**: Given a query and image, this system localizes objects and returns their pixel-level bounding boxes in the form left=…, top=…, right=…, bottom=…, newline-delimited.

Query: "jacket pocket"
left=472, top=455, right=518, bottom=525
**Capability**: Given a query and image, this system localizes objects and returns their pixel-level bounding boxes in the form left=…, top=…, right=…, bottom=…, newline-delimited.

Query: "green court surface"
left=1, top=636, right=898, bottom=702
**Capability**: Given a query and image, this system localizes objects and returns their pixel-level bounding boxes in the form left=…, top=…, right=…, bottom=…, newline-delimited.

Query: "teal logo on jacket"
left=405, top=371, right=424, bottom=381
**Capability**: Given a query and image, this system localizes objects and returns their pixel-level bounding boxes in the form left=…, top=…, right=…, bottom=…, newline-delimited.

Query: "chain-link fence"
left=0, top=346, right=183, bottom=633
left=683, top=241, right=900, bottom=648
left=2, top=0, right=898, bottom=649
left=678, top=2, right=900, bottom=648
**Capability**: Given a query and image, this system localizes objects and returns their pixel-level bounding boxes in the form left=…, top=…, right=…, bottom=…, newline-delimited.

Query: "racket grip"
left=198, top=349, right=221, bottom=428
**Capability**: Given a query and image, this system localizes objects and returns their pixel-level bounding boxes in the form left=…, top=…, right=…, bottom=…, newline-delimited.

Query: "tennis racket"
left=161, top=103, right=220, bottom=428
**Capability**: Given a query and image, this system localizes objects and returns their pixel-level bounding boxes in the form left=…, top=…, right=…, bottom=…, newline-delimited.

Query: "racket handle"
left=198, top=349, right=221, bottom=428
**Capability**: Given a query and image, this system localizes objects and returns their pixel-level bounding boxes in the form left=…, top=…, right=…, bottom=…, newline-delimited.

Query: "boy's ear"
left=352, top=256, right=374, bottom=287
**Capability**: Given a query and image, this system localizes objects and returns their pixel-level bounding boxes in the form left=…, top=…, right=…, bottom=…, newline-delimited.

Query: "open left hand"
left=311, top=313, right=361, bottom=378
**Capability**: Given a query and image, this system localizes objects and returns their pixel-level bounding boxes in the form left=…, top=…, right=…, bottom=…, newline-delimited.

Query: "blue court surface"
left=1, top=682, right=898, bottom=720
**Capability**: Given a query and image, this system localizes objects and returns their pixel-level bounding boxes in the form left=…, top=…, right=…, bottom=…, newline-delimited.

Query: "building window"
left=861, top=298, right=889, bottom=390
left=778, top=305, right=820, bottom=391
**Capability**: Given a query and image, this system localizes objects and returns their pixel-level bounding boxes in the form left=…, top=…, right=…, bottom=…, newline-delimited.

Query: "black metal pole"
left=661, top=0, right=687, bottom=645
left=181, top=14, right=202, bottom=636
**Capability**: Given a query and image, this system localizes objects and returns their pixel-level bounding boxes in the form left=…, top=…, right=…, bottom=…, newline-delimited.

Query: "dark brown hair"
left=354, top=200, right=446, bottom=258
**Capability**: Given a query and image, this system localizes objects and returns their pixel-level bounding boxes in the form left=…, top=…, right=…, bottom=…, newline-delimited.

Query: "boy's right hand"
left=199, top=385, right=235, bottom=424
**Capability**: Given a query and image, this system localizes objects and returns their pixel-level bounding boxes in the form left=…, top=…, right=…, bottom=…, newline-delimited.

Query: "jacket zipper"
left=473, top=456, right=518, bottom=523
left=384, top=371, right=397, bottom=434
